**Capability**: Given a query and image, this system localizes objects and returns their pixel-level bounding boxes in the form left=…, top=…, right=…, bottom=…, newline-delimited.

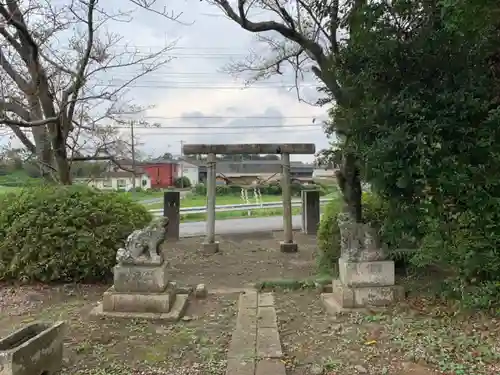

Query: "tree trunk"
left=51, top=120, right=72, bottom=185
left=55, top=153, right=72, bottom=184
left=28, top=98, right=54, bottom=177
left=335, top=152, right=362, bottom=222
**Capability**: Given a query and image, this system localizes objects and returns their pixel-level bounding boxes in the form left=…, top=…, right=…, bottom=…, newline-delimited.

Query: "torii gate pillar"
left=183, top=143, right=316, bottom=253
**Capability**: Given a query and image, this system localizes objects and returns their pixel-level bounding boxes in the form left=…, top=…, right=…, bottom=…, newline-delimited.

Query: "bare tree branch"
left=0, top=0, right=185, bottom=183
left=209, top=0, right=344, bottom=102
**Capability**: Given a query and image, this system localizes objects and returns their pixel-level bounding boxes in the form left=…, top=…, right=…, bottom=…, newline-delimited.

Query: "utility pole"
left=131, top=120, right=136, bottom=189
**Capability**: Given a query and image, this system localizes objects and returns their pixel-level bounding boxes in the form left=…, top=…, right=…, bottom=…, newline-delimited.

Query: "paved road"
left=180, top=215, right=302, bottom=237
left=140, top=190, right=190, bottom=205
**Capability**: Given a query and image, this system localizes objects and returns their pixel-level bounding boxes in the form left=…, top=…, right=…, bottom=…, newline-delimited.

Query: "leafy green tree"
left=332, top=0, right=500, bottom=305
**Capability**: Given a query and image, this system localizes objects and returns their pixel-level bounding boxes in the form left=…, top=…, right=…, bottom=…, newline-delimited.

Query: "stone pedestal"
left=279, top=241, right=298, bottom=253
left=113, top=261, right=169, bottom=293
left=91, top=259, right=188, bottom=321
left=201, top=241, right=220, bottom=254
left=321, top=216, right=403, bottom=314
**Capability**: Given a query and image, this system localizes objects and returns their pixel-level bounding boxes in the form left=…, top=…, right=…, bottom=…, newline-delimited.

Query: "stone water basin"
left=0, top=321, right=65, bottom=375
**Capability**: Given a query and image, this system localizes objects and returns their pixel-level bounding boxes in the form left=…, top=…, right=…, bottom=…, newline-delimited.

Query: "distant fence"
left=148, top=198, right=333, bottom=217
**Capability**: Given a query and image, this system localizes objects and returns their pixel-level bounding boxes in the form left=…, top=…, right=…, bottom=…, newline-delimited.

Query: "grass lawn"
left=124, top=190, right=165, bottom=201
left=181, top=194, right=282, bottom=207
left=145, top=193, right=286, bottom=210
left=0, top=186, right=18, bottom=194
left=179, top=200, right=330, bottom=222
left=157, top=193, right=334, bottom=222
left=180, top=206, right=302, bottom=222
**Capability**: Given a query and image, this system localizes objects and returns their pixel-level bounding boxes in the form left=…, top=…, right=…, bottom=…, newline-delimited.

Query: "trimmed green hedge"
left=0, top=185, right=152, bottom=283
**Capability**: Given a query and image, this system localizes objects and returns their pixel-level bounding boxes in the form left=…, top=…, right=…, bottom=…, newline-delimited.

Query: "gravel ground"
left=275, top=290, right=500, bottom=375
left=163, top=230, right=318, bottom=288
left=0, top=284, right=237, bottom=375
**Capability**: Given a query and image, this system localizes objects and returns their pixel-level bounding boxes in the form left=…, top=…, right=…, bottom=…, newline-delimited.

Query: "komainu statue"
left=116, top=217, right=169, bottom=265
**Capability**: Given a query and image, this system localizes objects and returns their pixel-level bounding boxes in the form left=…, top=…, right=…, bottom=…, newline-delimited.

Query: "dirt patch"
left=164, top=231, right=317, bottom=288
left=275, top=291, right=500, bottom=375
left=0, top=283, right=106, bottom=318
left=0, top=284, right=237, bottom=375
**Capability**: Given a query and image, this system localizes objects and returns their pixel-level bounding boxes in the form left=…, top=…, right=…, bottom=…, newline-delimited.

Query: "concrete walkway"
left=180, top=215, right=302, bottom=237
left=226, top=291, right=286, bottom=375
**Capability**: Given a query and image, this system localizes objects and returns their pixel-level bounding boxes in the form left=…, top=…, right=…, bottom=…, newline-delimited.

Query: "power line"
left=52, top=47, right=300, bottom=60
left=49, top=43, right=255, bottom=51
left=55, top=45, right=269, bottom=53
left=133, top=129, right=324, bottom=136
left=111, top=124, right=322, bottom=129
left=101, top=80, right=316, bottom=85
left=132, top=115, right=323, bottom=120
left=53, top=49, right=274, bottom=59
left=1, top=127, right=324, bottom=137
left=94, top=83, right=317, bottom=89
left=91, top=72, right=250, bottom=76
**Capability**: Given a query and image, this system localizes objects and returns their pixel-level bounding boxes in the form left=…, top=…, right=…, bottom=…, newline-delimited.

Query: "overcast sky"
left=3, top=0, right=331, bottom=162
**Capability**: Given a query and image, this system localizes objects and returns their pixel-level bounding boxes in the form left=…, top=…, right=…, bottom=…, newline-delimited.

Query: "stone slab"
left=258, top=293, right=274, bottom=307
left=113, top=263, right=168, bottom=293
left=256, top=359, right=286, bottom=375
left=280, top=241, right=298, bottom=253
left=120, top=256, right=163, bottom=266
left=200, top=241, right=220, bottom=254
left=332, top=279, right=355, bottom=308
left=239, top=291, right=258, bottom=309
left=235, top=308, right=257, bottom=332
left=354, top=285, right=401, bottom=306
left=338, top=258, right=395, bottom=287
left=321, top=292, right=364, bottom=315
left=332, top=279, right=403, bottom=308
left=227, top=328, right=256, bottom=360
left=90, top=294, right=188, bottom=322
left=257, top=307, right=277, bottom=329
left=102, top=287, right=174, bottom=313
left=321, top=292, right=398, bottom=315
left=225, top=356, right=255, bottom=375
left=229, top=294, right=258, bottom=358
left=256, top=327, right=282, bottom=358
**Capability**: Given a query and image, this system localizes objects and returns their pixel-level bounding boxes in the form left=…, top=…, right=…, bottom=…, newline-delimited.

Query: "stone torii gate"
left=183, top=143, right=316, bottom=253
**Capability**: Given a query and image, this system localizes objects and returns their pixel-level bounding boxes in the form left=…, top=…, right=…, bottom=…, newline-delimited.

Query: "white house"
left=75, top=171, right=152, bottom=191
left=178, top=160, right=199, bottom=185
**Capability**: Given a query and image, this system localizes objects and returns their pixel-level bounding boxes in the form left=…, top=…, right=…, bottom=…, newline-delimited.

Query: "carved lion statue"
left=116, top=217, right=169, bottom=265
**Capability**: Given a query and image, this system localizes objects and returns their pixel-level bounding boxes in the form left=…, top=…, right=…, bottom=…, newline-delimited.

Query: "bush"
left=174, top=176, right=191, bottom=188
left=412, top=206, right=500, bottom=308
left=261, top=184, right=282, bottom=195
left=192, top=183, right=246, bottom=196
left=316, top=192, right=392, bottom=276
left=317, top=196, right=343, bottom=275
left=193, top=183, right=206, bottom=195
left=290, top=182, right=304, bottom=196
left=0, top=185, right=152, bottom=283
left=215, top=185, right=230, bottom=196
